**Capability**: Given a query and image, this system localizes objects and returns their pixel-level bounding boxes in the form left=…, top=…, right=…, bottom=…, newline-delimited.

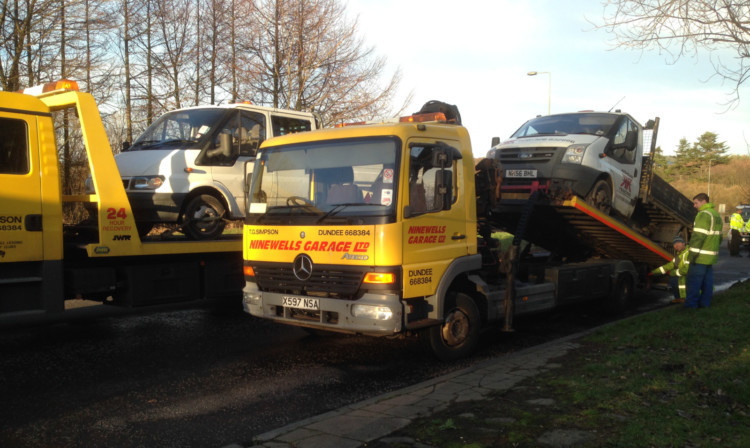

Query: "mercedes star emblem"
left=293, top=254, right=313, bottom=281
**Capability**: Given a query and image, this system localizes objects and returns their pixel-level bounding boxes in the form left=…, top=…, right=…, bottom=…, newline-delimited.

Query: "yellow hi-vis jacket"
left=688, top=203, right=723, bottom=265
left=730, top=212, right=745, bottom=231
left=651, top=246, right=690, bottom=298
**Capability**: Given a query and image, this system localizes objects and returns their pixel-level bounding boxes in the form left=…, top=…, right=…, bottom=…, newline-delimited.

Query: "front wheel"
left=425, top=293, right=481, bottom=361
left=182, top=194, right=226, bottom=240
left=585, top=180, right=612, bottom=215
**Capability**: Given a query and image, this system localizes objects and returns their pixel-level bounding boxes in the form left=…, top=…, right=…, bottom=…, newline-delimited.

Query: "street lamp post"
left=527, top=71, right=551, bottom=115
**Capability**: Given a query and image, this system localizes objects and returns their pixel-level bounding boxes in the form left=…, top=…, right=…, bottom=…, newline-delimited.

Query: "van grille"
left=499, top=147, right=559, bottom=164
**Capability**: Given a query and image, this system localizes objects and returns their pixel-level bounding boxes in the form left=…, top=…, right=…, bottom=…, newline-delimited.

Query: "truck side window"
left=0, top=118, right=29, bottom=174
left=408, top=146, right=455, bottom=214
left=272, top=116, right=312, bottom=136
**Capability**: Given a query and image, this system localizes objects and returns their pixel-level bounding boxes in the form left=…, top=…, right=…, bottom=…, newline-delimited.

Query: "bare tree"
left=244, top=0, right=407, bottom=125
left=593, top=1, right=750, bottom=107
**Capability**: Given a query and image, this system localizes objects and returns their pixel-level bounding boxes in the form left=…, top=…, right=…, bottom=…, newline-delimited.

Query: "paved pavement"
left=224, top=246, right=750, bottom=448
left=225, top=333, right=586, bottom=448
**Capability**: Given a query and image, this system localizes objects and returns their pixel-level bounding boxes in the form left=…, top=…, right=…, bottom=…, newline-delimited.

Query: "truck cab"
left=114, top=104, right=317, bottom=239
left=491, top=111, right=644, bottom=219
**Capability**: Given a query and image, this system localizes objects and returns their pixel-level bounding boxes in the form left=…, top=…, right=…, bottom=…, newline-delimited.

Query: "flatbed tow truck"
left=0, top=80, right=243, bottom=325
left=240, top=102, right=689, bottom=360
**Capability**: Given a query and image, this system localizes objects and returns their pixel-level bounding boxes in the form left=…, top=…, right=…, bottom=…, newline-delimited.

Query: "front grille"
left=499, top=146, right=559, bottom=164
left=254, top=264, right=366, bottom=299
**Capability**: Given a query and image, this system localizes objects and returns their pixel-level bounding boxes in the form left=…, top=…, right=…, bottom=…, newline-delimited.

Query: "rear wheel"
left=425, top=293, right=481, bottom=361
left=182, top=194, right=226, bottom=240
left=605, top=273, right=633, bottom=315
left=585, top=180, right=612, bottom=215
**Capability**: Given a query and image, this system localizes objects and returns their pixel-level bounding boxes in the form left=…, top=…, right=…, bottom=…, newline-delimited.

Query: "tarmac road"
left=1, top=245, right=746, bottom=447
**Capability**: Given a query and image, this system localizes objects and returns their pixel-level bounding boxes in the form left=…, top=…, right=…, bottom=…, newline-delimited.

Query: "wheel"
left=585, top=180, right=612, bottom=215
left=605, top=273, right=633, bottom=315
left=287, top=196, right=314, bottom=206
left=182, top=194, right=226, bottom=240
left=425, top=293, right=481, bottom=361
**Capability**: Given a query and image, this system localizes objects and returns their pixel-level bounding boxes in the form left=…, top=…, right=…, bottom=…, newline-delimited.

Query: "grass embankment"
left=396, top=282, right=750, bottom=447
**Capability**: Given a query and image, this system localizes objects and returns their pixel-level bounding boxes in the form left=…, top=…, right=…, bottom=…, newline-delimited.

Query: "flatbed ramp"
left=493, top=196, right=673, bottom=269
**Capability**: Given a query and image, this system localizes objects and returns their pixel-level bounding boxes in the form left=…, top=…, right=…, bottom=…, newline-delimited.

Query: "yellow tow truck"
left=0, top=80, right=242, bottom=324
left=241, top=102, right=677, bottom=360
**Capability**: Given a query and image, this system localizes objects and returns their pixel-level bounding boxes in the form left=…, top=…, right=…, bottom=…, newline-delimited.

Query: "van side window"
left=0, top=118, right=29, bottom=174
left=271, top=116, right=312, bottom=136
left=239, top=112, right=265, bottom=156
left=609, top=118, right=637, bottom=164
left=208, top=111, right=266, bottom=164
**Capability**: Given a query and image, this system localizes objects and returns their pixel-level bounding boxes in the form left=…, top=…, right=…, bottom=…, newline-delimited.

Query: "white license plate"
left=505, top=169, right=537, bottom=178
left=282, top=296, right=320, bottom=310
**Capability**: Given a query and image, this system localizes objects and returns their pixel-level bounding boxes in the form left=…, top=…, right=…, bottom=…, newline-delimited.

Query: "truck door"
left=0, top=113, right=43, bottom=262
left=211, top=110, right=266, bottom=216
left=602, top=117, right=639, bottom=217
left=402, top=141, right=470, bottom=298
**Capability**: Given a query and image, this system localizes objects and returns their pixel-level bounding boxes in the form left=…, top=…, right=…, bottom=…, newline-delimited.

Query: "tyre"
left=605, top=273, right=633, bottom=315
left=182, top=194, right=226, bottom=240
left=425, top=293, right=481, bottom=361
left=585, top=179, right=612, bottom=215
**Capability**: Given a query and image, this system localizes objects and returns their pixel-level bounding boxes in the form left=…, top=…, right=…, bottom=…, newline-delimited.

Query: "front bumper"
left=242, top=282, right=403, bottom=335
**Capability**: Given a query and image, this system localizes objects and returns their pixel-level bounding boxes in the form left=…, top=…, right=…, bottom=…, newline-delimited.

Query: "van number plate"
left=282, top=296, right=320, bottom=310
left=506, top=169, right=537, bottom=178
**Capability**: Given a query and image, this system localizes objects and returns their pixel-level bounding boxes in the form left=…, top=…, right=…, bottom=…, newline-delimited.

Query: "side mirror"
left=491, top=136, right=500, bottom=147
left=121, top=141, right=131, bottom=152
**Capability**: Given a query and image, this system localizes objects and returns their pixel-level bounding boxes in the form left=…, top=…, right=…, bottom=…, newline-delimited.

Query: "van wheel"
left=183, top=194, right=226, bottom=240
left=425, top=293, right=480, bottom=361
left=585, top=180, right=612, bottom=215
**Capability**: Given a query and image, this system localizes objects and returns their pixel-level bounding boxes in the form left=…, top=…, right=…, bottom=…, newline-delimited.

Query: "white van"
left=114, top=104, right=317, bottom=239
left=490, top=111, right=644, bottom=220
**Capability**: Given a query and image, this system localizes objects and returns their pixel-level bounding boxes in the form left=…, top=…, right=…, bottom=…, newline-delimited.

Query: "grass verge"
left=381, top=281, right=750, bottom=447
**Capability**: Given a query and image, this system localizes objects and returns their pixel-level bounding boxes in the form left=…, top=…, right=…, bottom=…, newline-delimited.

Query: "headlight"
left=561, top=144, right=588, bottom=164
left=243, top=291, right=261, bottom=306
left=352, top=304, right=393, bottom=320
left=131, top=175, right=165, bottom=190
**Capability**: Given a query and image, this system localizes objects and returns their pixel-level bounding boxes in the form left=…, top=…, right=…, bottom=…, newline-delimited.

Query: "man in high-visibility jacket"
left=650, top=235, right=690, bottom=303
left=728, top=206, right=745, bottom=256
left=685, top=193, right=723, bottom=308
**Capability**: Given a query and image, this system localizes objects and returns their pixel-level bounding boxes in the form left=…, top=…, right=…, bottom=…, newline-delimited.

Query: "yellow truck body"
left=0, top=81, right=242, bottom=322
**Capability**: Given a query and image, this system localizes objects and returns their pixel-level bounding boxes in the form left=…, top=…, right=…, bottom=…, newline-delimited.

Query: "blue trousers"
left=685, top=263, right=714, bottom=308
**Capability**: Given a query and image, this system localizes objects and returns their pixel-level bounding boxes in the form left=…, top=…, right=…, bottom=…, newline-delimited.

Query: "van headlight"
left=562, top=144, right=587, bottom=164
left=131, top=175, right=165, bottom=190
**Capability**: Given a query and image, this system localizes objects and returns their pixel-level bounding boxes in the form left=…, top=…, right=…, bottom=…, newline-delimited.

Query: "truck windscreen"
left=246, top=137, right=401, bottom=224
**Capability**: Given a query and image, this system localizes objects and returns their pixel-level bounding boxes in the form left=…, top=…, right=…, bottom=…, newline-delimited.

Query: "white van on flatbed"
left=114, top=103, right=317, bottom=239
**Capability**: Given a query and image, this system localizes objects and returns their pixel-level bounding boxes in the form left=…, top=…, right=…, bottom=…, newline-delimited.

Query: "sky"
left=345, top=0, right=750, bottom=158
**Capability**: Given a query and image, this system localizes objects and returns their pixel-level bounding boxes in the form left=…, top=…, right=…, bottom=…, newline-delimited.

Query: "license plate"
left=505, top=169, right=537, bottom=178
left=282, top=296, right=320, bottom=310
